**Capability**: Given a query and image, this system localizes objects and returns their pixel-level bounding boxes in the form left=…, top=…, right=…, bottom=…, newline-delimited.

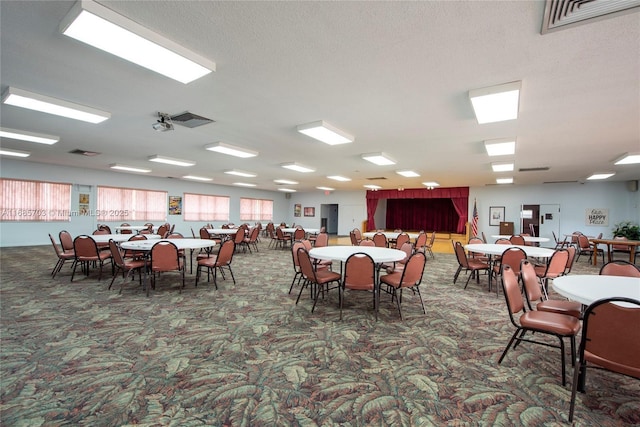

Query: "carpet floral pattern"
left=1, top=239, right=638, bottom=426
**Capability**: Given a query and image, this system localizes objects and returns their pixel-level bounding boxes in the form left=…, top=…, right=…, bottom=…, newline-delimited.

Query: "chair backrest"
left=314, top=232, right=329, bottom=247
left=349, top=231, right=358, bottom=246
left=415, top=232, right=427, bottom=250
left=542, top=249, right=570, bottom=277
left=359, top=239, right=375, bottom=246
left=510, top=235, right=525, bottom=246
left=157, top=224, right=168, bottom=237
left=129, top=234, right=147, bottom=241
left=293, top=228, right=306, bottom=241
left=167, top=232, right=184, bottom=239
left=520, top=259, right=543, bottom=308
left=199, top=227, right=210, bottom=240
left=395, top=233, right=410, bottom=248
left=73, top=235, right=99, bottom=259
left=353, top=228, right=362, bottom=241
left=529, top=223, right=536, bottom=237
left=495, top=238, right=511, bottom=245
left=216, top=240, right=235, bottom=266
left=343, top=252, right=375, bottom=290
left=276, top=227, right=285, bottom=239
left=372, top=232, right=387, bottom=248
left=481, top=232, right=487, bottom=243
left=93, top=228, right=108, bottom=236
left=292, top=241, right=306, bottom=269
left=248, top=227, right=260, bottom=242
left=233, top=229, right=246, bottom=244
left=564, top=245, right=577, bottom=274
left=297, top=247, right=317, bottom=283
left=300, top=239, right=312, bottom=251
left=151, top=241, right=180, bottom=271
left=59, top=230, right=74, bottom=251
left=599, top=260, right=640, bottom=277
left=120, top=223, right=132, bottom=234
left=469, top=237, right=483, bottom=245
left=398, top=242, right=414, bottom=264
left=612, top=236, right=630, bottom=251
left=428, top=231, right=436, bottom=246
left=396, top=251, right=427, bottom=288
left=49, top=233, right=62, bottom=257
left=579, top=297, right=640, bottom=378
left=109, top=239, right=125, bottom=268
left=499, top=247, right=527, bottom=275
left=453, top=241, right=469, bottom=268
left=577, top=234, right=591, bottom=250
left=552, top=231, right=561, bottom=244
left=98, top=224, right=112, bottom=233
left=501, top=264, right=525, bottom=321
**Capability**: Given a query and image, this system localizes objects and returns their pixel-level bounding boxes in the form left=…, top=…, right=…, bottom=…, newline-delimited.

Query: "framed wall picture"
left=294, top=204, right=301, bottom=217
left=489, top=206, right=505, bottom=226
left=169, top=196, right=182, bottom=215
left=304, top=207, right=315, bottom=217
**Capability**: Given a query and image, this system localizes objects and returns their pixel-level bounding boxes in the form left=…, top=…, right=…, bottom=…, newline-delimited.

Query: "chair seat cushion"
left=537, top=300, right=582, bottom=318
left=315, top=270, right=341, bottom=284
left=198, top=256, right=219, bottom=267
left=520, top=311, right=581, bottom=336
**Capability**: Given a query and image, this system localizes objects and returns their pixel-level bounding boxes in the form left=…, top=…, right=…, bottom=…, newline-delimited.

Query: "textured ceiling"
left=1, top=0, right=639, bottom=192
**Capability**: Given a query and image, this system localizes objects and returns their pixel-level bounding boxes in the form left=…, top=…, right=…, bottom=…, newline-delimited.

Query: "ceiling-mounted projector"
left=152, top=112, right=174, bottom=132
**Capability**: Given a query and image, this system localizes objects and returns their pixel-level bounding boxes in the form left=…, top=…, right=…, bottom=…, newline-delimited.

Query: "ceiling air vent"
left=69, top=149, right=101, bottom=156
left=519, top=167, right=550, bottom=172
left=170, top=111, right=214, bottom=128
left=366, top=177, right=387, bottom=180
left=542, top=0, right=640, bottom=33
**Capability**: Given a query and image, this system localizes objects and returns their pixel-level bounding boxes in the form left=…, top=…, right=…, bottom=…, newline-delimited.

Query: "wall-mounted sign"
left=585, top=208, right=608, bottom=226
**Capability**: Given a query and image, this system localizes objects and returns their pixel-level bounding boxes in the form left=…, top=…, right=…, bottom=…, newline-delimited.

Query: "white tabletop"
left=281, top=228, right=320, bottom=234
left=309, top=245, right=406, bottom=263
left=207, top=228, right=241, bottom=234
left=552, top=275, right=640, bottom=306
left=465, top=243, right=555, bottom=258
left=491, top=235, right=550, bottom=243
left=120, top=238, right=217, bottom=251
left=90, top=233, right=161, bottom=243
left=114, top=225, right=148, bottom=231
left=362, top=231, right=420, bottom=240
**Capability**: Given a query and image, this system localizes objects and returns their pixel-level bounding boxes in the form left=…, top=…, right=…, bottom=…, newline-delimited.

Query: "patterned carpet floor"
left=1, top=238, right=638, bottom=426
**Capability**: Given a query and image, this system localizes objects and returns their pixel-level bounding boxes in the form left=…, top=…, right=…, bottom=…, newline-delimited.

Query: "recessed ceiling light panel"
left=182, top=175, right=212, bottom=181
left=587, top=172, right=615, bottom=180
left=491, top=162, right=515, bottom=172
left=0, top=127, right=59, bottom=145
left=469, top=81, right=521, bottom=124
left=361, top=152, right=396, bottom=166
left=297, top=120, right=354, bottom=145
left=110, top=163, right=151, bottom=173
left=484, top=138, right=516, bottom=156
left=281, top=162, right=315, bottom=173
left=396, top=170, right=420, bottom=177
left=0, top=148, right=31, bottom=158
left=60, top=0, right=215, bottom=84
left=614, top=152, right=640, bottom=165
left=364, top=184, right=382, bottom=190
left=205, top=142, right=258, bottom=158
left=316, top=186, right=335, bottom=191
left=224, top=169, right=256, bottom=178
left=327, top=175, right=351, bottom=182
left=148, top=155, right=195, bottom=167
left=496, top=177, right=514, bottom=184
left=274, top=179, right=298, bottom=185
left=2, top=86, right=110, bottom=123
left=422, top=181, right=440, bottom=187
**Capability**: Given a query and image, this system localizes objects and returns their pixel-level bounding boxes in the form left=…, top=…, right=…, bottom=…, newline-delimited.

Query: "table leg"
left=630, top=246, right=637, bottom=264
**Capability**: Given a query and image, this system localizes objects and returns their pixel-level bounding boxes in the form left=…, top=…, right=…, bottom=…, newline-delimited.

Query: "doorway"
left=320, top=204, right=339, bottom=234
left=521, top=204, right=560, bottom=246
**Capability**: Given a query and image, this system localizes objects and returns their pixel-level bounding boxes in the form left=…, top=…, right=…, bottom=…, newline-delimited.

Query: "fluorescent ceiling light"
left=2, top=87, right=110, bottom=123
left=183, top=175, right=212, bottom=181
left=484, top=138, right=516, bottom=156
left=148, top=155, right=195, bottom=167
left=0, top=127, right=59, bottom=145
left=274, top=179, right=298, bottom=185
left=281, top=162, right=315, bottom=173
left=60, top=0, right=215, bottom=84
left=614, top=152, right=640, bottom=165
left=364, top=184, right=382, bottom=190
left=110, top=164, right=151, bottom=173
left=587, top=172, right=615, bottom=180
left=491, top=162, right=514, bottom=172
left=278, top=188, right=297, bottom=193
left=233, top=182, right=256, bottom=187
left=316, top=186, right=335, bottom=191
left=297, top=120, right=354, bottom=145
left=224, top=169, right=256, bottom=178
left=496, top=177, right=514, bottom=184
left=0, top=148, right=30, bottom=158
left=327, top=175, right=351, bottom=182
left=396, top=170, right=420, bottom=177
left=361, top=152, right=396, bottom=166
left=205, top=142, right=258, bottom=158
left=469, top=81, right=521, bottom=124
left=422, top=181, right=440, bottom=187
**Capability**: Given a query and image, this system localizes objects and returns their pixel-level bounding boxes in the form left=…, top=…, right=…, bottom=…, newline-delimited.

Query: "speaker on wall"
left=627, top=180, right=638, bottom=192
left=285, top=193, right=291, bottom=199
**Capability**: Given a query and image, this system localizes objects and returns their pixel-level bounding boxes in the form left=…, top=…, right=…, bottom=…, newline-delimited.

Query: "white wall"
left=0, top=159, right=289, bottom=247
left=469, top=182, right=639, bottom=240
left=2, top=159, right=638, bottom=247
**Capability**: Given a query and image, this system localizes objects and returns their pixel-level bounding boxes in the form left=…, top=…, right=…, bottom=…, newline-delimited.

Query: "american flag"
left=471, top=199, right=479, bottom=237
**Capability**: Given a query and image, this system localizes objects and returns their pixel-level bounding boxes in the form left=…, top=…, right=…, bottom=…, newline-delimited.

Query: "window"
left=0, top=178, right=72, bottom=221
left=97, top=186, right=166, bottom=221
left=240, top=198, right=273, bottom=221
left=184, top=193, right=230, bottom=221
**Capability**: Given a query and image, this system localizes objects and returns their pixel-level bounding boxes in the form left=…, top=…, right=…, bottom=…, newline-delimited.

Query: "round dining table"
left=362, top=231, right=420, bottom=240
left=491, top=235, right=550, bottom=243
left=90, top=233, right=161, bottom=243
left=464, top=243, right=555, bottom=258
left=552, top=275, right=640, bottom=307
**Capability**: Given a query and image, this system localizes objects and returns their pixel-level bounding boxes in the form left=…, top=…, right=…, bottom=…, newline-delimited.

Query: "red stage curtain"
left=366, top=187, right=469, bottom=234
left=366, top=198, right=378, bottom=231
left=387, top=198, right=459, bottom=233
